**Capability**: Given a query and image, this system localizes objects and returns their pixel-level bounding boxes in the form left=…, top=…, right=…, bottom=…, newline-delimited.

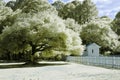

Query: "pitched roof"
left=86, top=43, right=101, bottom=48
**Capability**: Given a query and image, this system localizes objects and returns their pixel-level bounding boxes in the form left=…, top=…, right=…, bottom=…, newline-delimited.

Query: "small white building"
left=83, top=43, right=101, bottom=57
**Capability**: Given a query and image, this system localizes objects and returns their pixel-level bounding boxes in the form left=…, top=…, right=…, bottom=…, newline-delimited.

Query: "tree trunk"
left=25, top=54, right=38, bottom=65
left=30, top=54, right=34, bottom=63
left=28, top=41, right=38, bottom=64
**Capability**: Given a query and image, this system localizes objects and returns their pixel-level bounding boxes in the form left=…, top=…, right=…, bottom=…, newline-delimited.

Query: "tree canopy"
left=0, top=0, right=84, bottom=62
left=53, top=0, right=98, bottom=24
left=80, top=18, right=120, bottom=53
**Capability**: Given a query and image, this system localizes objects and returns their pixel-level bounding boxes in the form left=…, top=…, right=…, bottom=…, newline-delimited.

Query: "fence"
left=66, top=56, right=120, bottom=69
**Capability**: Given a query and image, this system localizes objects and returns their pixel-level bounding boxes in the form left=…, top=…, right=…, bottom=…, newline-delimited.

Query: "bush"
left=55, top=54, right=67, bottom=61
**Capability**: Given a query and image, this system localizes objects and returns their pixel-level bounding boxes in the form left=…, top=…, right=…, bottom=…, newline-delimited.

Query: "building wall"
left=87, top=45, right=99, bottom=57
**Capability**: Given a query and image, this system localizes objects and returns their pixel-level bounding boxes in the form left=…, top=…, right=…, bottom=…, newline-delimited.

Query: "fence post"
left=112, top=57, right=115, bottom=68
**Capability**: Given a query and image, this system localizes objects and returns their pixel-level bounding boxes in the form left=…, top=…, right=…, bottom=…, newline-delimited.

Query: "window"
left=92, top=49, right=94, bottom=53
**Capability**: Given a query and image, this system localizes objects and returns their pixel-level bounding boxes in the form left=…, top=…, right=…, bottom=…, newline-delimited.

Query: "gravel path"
left=0, top=62, right=120, bottom=80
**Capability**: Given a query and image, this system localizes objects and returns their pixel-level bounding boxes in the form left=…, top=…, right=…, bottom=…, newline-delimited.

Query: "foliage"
left=111, top=11, right=120, bottom=35
left=53, top=0, right=98, bottom=24
left=81, top=19, right=120, bottom=52
left=1, top=0, right=120, bottom=61
left=64, top=18, right=82, bottom=33
left=80, top=18, right=120, bottom=53
left=52, top=0, right=64, bottom=10
left=0, top=0, right=84, bottom=62
left=80, top=0, right=98, bottom=24
left=0, top=1, right=12, bottom=22
left=0, top=0, right=13, bottom=33
left=6, top=1, right=16, bottom=10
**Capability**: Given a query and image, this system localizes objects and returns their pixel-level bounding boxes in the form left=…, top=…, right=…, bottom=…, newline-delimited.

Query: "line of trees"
left=0, top=0, right=120, bottom=63
left=52, top=0, right=98, bottom=24
left=52, top=0, right=120, bottom=55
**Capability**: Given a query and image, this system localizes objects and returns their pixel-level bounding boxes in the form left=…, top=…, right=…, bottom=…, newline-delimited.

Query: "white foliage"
left=65, top=29, right=84, bottom=55
left=81, top=18, right=120, bottom=52
left=1, top=4, right=84, bottom=56
left=0, top=1, right=13, bottom=23
left=65, top=18, right=82, bottom=33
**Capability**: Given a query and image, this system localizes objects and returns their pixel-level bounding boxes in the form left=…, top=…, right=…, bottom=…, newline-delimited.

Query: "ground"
left=0, top=62, right=120, bottom=80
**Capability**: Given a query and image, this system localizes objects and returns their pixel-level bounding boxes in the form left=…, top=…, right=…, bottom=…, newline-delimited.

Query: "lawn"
left=0, top=62, right=120, bottom=80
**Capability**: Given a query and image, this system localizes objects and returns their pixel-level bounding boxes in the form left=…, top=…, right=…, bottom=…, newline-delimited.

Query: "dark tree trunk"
left=28, top=41, right=38, bottom=64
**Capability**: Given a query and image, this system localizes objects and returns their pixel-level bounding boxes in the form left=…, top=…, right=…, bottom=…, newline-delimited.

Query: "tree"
left=111, top=11, right=120, bottom=35
left=80, top=0, right=98, bottom=24
left=80, top=18, right=120, bottom=54
left=0, top=0, right=84, bottom=63
left=0, top=12, right=84, bottom=63
left=0, top=0, right=13, bottom=33
left=16, top=0, right=57, bottom=13
left=52, top=0, right=64, bottom=10
left=52, top=0, right=81, bottom=19
left=52, top=0, right=65, bottom=17
left=6, top=1, right=16, bottom=10
left=53, top=0, right=98, bottom=24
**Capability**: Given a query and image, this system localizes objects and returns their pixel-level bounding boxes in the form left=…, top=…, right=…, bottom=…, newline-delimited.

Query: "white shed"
left=83, top=43, right=101, bottom=57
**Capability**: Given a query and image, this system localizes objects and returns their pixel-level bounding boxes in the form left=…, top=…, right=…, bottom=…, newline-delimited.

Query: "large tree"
left=0, top=0, right=84, bottom=63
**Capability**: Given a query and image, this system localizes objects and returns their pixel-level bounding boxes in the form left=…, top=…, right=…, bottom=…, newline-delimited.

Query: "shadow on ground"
left=0, top=61, right=69, bottom=69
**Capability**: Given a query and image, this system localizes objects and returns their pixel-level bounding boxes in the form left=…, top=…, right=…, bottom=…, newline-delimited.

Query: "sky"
left=4, top=0, right=120, bottom=19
